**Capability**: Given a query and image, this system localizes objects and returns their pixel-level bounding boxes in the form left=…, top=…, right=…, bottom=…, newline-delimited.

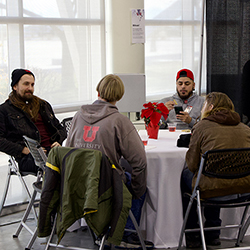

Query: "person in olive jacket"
left=0, top=69, right=67, bottom=173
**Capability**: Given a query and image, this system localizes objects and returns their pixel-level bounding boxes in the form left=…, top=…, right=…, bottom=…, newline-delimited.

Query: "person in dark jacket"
left=181, top=92, right=250, bottom=248
left=0, top=68, right=67, bottom=173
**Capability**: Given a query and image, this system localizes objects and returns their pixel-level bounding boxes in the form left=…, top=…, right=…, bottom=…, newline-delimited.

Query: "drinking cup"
left=139, top=134, right=149, bottom=146
left=167, top=123, right=177, bottom=132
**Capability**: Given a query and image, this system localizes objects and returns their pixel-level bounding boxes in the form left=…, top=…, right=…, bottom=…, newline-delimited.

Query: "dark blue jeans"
left=16, top=153, right=39, bottom=174
left=16, top=146, right=51, bottom=174
left=124, top=172, right=146, bottom=235
left=181, top=167, right=221, bottom=239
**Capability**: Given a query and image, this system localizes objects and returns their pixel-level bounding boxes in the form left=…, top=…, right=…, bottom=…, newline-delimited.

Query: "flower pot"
left=145, top=122, right=160, bottom=139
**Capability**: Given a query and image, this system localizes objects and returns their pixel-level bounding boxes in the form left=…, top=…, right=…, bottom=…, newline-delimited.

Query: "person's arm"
left=43, top=101, right=67, bottom=145
left=164, top=100, right=175, bottom=111
left=0, top=107, right=25, bottom=157
left=159, top=97, right=173, bottom=128
left=176, top=111, right=192, bottom=124
left=185, top=96, right=205, bottom=128
left=159, top=97, right=174, bottom=111
left=188, top=117, right=197, bottom=127
left=119, top=126, right=147, bottom=199
left=185, top=124, right=202, bottom=173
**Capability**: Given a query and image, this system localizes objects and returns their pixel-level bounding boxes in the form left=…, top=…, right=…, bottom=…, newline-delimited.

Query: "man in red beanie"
left=160, top=68, right=205, bottom=130
left=0, top=68, right=67, bottom=173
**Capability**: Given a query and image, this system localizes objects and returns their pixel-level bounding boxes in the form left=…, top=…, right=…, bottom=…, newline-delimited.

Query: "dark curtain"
left=206, top=0, right=250, bottom=121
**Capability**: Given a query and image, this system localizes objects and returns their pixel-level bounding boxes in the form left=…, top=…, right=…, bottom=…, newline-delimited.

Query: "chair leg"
left=9, top=157, right=33, bottom=202
left=0, top=163, right=12, bottom=215
left=25, top=226, right=38, bottom=250
left=177, top=195, right=195, bottom=250
left=196, top=190, right=206, bottom=250
left=44, top=210, right=144, bottom=250
left=16, top=173, right=37, bottom=220
left=45, top=214, right=93, bottom=250
left=99, top=234, right=107, bottom=250
left=13, top=172, right=42, bottom=237
left=128, top=210, right=146, bottom=250
left=237, top=205, right=250, bottom=245
left=0, top=157, right=34, bottom=216
left=13, top=189, right=38, bottom=237
left=44, top=215, right=57, bottom=250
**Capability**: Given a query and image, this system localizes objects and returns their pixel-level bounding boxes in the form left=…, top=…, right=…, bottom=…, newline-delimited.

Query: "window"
left=145, top=0, right=206, bottom=101
left=0, top=1, right=206, bottom=108
left=0, top=0, right=105, bottom=112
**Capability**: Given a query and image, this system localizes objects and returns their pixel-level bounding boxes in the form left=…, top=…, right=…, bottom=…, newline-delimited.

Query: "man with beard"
left=160, top=69, right=205, bottom=130
left=0, top=69, right=67, bottom=173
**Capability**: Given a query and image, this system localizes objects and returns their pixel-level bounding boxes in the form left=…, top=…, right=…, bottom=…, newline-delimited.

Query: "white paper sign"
left=131, top=9, right=145, bottom=44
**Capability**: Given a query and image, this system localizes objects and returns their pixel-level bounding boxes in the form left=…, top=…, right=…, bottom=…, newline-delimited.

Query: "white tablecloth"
left=140, top=130, right=188, bottom=248
left=139, top=129, right=250, bottom=248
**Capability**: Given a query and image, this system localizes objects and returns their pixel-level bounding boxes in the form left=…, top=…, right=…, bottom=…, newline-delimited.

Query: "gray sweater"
left=160, top=92, right=205, bottom=130
left=66, top=100, right=147, bottom=198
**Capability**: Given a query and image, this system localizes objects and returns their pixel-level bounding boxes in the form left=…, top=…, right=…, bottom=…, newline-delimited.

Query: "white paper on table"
left=145, top=145, right=156, bottom=151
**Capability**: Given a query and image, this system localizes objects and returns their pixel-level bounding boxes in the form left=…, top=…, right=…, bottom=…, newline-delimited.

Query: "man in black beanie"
left=0, top=68, right=67, bottom=173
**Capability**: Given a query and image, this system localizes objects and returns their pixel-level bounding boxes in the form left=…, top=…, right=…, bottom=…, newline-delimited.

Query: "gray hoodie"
left=160, top=92, right=205, bottom=130
left=66, top=100, right=147, bottom=198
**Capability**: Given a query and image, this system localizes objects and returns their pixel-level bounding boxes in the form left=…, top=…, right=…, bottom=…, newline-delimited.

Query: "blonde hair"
left=96, top=74, right=124, bottom=102
left=201, top=92, right=235, bottom=119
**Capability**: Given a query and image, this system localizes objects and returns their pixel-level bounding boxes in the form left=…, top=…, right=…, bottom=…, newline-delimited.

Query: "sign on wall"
left=131, top=9, right=145, bottom=44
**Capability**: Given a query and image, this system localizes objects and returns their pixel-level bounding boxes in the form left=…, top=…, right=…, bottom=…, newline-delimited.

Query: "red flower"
left=141, top=102, right=169, bottom=126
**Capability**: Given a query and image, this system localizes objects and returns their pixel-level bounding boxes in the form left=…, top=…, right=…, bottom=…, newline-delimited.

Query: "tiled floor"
left=1, top=210, right=250, bottom=250
left=0, top=210, right=99, bottom=250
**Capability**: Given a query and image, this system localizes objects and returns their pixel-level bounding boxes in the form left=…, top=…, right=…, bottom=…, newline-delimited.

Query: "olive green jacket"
left=38, top=147, right=132, bottom=245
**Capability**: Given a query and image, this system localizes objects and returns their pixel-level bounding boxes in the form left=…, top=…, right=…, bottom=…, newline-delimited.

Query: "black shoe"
left=118, top=233, right=154, bottom=249
left=185, top=234, right=201, bottom=248
left=206, top=237, right=221, bottom=246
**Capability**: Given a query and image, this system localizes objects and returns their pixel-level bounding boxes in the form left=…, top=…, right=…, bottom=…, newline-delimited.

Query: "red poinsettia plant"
left=141, top=102, right=169, bottom=126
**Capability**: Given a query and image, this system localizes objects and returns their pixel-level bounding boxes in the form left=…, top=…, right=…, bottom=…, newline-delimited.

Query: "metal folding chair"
left=178, top=148, right=250, bottom=250
left=0, top=156, right=37, bottom=219
left=13, top=136, right=47, bottom=250
left=61, top=117, right=73, bottom=135
left=45, top=210, right=146, bottom=250
left=22, top=135, right=48, bottom=168
left=41, top=147, right=146, bottom=250
left=0, top=156, right=31, bottom=216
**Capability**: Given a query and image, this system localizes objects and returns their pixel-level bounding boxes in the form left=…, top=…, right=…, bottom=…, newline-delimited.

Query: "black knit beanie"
left=11, top=69, right=35, bottom=89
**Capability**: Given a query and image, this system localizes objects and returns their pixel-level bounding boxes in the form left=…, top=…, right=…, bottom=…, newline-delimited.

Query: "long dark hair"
left=9, top=91, right=41, bottom=121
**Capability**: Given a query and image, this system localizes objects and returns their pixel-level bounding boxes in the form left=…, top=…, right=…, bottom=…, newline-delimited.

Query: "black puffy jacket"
left=0, top=98, right=67, bottom=159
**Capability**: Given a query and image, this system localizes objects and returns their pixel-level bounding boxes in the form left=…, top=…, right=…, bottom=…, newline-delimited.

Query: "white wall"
left=106, top=0, right=144, bottom=74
